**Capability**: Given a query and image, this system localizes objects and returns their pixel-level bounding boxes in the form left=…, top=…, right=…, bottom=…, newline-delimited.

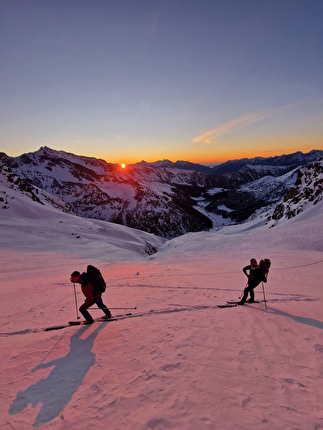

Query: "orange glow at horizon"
left=102, top=140, right=321, bottom=166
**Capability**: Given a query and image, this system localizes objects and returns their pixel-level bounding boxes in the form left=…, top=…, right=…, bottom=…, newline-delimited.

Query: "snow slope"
left=1, top=174, right=322, bottom=429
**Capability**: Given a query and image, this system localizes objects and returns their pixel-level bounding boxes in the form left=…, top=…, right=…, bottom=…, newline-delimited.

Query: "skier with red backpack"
left=70, top=265, right=111, bottom=324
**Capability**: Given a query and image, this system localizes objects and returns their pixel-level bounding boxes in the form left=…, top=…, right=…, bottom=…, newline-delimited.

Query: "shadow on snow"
left=9, top=323, right=106, bottom=428
left=256, top=305, right=323, bottom=330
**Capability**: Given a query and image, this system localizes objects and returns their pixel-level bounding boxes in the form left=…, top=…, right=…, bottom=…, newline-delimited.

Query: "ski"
left=217, top=300, right=262, bottom=309
left=44, top=325, right=68, bottom=331
left=44, top=313, right=132, bottom=331
left=217, top=304, right=237, bottom=308
left=226, top=300, right=260, bottom=305
left=68, top=318, right=117, bottom=325
left=68, top=312, right=132, bottom=326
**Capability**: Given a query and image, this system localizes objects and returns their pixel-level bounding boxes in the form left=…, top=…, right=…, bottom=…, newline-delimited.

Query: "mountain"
left=271, top=157, right=323, bottom=225
left=1, top=147, right=322, bottom=237
left=0, top=162, right=165, bottom=257
left=132, top=151, right=323, bottom=175
left=0, top=147, right=212, bottom=238
left=201, top=158, right=323, bottom=226
left=0, top=163, right=72, bottom=214
left=192, top=166, right=298, bottom=225
left=133, top=159, right=213, bottom=173
left=210, top=150, right=323, bottom=174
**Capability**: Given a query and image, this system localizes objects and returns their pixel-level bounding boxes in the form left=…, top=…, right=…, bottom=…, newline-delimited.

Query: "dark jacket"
left=79, top=272, right=101, bottom=308
left=248, top=266, right=267, bottom=287
left=243, top=265, right=254, bottom=276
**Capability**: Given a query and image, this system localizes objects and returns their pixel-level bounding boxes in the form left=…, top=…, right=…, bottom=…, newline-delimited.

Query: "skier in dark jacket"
left=71, top=271, right=112, bottom=324
left=243, top=258, right=258, bottom=278
left=238, top=258, right=271, bottom=305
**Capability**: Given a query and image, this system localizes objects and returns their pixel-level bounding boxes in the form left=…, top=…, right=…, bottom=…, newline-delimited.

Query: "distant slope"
left=0, top=163, right=165, bottom=259
left=133, top=159, right=212, bottom=173
left=195, top=159, right=323, bottom=226
left=211, top=150, right=323, bottom=174
left=131, top=151, right=323, bottom=175
left=270, top=158, right=323, bottom=225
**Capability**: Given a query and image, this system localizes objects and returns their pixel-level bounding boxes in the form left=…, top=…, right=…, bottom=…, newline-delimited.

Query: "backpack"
left=260, top=259, right=271, bottom=275
left=86, top=265, right=106, bottom=294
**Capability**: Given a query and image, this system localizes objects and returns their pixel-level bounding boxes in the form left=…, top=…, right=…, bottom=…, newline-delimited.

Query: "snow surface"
left=206, top=187, right=229, bottom=196
left=239, top=169, right=298, bottom=202
left=1, top=176, right=323, bottom=430
left=193, top=202, right=233, bottom=229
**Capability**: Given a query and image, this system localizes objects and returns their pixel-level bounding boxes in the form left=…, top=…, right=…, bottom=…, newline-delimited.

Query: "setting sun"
left=121, top=164, right=126, bottom=169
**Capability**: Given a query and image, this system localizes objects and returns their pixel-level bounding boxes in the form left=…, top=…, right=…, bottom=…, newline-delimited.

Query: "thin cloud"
left=193, top=100, right=316, bottom=145
left=193, top=112, right=268, bottom=145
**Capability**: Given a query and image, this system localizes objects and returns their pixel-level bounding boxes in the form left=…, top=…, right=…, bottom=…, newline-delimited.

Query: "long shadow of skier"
left=253, top=305, right=323, bottom=330
left=9, top=323, right=106, bottom=428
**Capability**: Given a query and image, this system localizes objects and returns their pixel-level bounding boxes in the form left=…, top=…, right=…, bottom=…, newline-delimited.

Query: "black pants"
left=240, top=282, right=260, bottom=304
left=79, top=297, right=111, bottom=321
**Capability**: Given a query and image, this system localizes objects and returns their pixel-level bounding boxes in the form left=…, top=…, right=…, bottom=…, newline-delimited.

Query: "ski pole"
left=261, top=281, right=268, bottom=309
left=72, top=281, right=80, bottom=319
left=88, top=306, right=137, bottom=310
left=239, top=281, right=248, bottom=299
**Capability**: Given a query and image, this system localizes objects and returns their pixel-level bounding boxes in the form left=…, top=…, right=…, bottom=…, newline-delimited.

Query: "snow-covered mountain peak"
left=271, top=158, right=323, bottom=225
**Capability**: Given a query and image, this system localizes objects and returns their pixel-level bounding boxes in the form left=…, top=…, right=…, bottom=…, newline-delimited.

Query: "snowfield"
left=0, top=173, right=322, bottom=430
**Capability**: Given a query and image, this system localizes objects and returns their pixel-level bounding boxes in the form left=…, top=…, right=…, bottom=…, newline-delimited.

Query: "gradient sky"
left=1, top=0, right=322, bottom=164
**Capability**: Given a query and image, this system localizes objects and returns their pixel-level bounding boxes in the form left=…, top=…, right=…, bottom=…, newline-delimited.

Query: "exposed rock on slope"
left=271, top=158, right=323, bottom=223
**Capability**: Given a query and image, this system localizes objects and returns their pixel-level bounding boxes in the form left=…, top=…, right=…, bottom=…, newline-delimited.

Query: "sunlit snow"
left=1, top=165, right=322, bottom=430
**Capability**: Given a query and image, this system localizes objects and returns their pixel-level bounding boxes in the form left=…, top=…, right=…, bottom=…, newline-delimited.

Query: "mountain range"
left=0, top=147, right=322, bottom=237
left=133, top=150, right=323, bottom=174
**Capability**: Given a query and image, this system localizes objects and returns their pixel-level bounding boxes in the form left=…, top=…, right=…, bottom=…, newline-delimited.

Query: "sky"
left=1, top=0, right=323, bottom=165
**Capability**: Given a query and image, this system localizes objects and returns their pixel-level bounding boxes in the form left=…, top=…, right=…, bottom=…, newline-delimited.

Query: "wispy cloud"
left=192, top=113, right=268, bottom=145
left=192, top=99, right=316, bottom=145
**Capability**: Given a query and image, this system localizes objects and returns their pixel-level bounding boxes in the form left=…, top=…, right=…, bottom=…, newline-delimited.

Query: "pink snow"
left=0, top=182, right=322, bottom=429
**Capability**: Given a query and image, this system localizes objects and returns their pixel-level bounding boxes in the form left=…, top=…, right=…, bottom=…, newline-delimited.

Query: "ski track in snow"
left=2, top=262, right=323, bottom=430
left=0, top=294, right=321, bottom=337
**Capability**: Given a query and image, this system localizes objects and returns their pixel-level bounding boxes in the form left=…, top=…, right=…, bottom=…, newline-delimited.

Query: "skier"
left=243, top=258, right=258, bottom=279
left=238, top=258, right=271, bottom=305
left=70, top=270, right=112, bottom=324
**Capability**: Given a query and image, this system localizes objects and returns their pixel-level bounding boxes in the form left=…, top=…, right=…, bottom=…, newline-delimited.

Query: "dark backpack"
left=260, top=259, right=271, bottom=275
left=86, top=265, right=106, bottom=294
